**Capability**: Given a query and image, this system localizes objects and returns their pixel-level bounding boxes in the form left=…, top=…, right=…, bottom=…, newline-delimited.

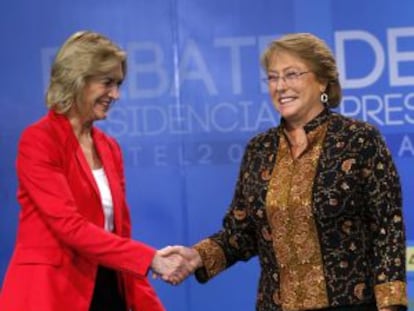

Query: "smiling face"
left=266, top=51, right=326, bottom=129
left=78, top=63, right=124, bottom=122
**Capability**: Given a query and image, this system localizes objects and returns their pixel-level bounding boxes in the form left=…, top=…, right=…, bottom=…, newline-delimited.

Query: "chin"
left=94, top=111, right=108, bottom=119
left=279, top=110, right=296, bottom=120
left=92, top=116, right=106, bottom=122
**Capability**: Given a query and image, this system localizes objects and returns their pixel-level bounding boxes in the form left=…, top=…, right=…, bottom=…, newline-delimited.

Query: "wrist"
left=190, top=248, right=203, bottom=269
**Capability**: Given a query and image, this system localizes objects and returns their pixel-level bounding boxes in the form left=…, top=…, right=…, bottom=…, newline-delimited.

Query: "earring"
left=320, top=92, right=329, bottom=104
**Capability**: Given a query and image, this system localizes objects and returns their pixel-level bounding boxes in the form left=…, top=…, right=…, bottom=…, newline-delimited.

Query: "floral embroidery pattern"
left=265, top=124, right=329, bottom=311
left=193, top=110, right=407, bottom=311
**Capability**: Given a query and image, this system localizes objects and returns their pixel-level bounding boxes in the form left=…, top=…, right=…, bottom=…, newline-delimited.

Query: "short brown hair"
left=46, top=31, right=127, bottom=114
left=261, top=33, right=342, bottom=108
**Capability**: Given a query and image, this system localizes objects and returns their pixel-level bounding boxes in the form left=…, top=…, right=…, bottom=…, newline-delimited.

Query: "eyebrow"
left=101, top=75, right=124, bottom=83
left=267, top=66, right=302, bottom=74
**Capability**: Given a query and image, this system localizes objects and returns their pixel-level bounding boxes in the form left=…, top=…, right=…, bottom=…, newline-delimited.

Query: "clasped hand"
left=150, top=245, right=202, bottom=285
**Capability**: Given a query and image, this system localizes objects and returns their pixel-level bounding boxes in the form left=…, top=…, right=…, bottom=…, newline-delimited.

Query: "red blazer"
left=0, top=111, right=165, bottom=311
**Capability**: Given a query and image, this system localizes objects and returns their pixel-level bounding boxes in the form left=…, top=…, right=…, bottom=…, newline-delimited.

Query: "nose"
left=275, top=77, right=288, bottom=91
left=108, top=84, right=120, bottom=100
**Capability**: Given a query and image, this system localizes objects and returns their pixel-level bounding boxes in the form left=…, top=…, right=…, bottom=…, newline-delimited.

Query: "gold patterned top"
left=265, top=123, right=329, bottom=310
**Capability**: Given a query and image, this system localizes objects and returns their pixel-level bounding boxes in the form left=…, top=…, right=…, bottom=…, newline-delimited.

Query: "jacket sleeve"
left=16, top=125, right=155, bottom=278
left=193, top=137, right=260, bottom=282
left=360, top=126, right=407, bottom=308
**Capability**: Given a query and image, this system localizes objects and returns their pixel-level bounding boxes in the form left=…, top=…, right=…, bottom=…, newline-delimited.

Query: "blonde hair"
left=261, top=33, right=342, bottom=108
left=46, top=31, right=127, bottom=114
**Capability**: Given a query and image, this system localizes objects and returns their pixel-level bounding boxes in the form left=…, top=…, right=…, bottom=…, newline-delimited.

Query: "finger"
left=164, top=269, right=190, bottom=284
left=164, top=275, right=183, bottom=285
left=157, top=245, right=173, bottom=256
left=161, top=274, right=176, bottom=283
left=158, top=245, right=185, bottom=257
left=162, top=270, right=184, bottom=283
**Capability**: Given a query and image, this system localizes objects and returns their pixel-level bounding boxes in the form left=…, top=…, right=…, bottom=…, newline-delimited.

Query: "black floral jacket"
left=194, top=109, right=407, bottom=311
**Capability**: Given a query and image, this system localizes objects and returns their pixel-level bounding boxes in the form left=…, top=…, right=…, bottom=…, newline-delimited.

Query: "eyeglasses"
left=262, top=70, right=311, bottom=85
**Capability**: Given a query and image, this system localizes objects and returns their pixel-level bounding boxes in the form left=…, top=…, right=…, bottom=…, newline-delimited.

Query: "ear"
left=319, top=81, right=328, bottom=93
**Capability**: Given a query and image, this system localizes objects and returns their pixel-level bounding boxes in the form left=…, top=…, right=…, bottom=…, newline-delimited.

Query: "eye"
left=100, top=77, right=123, bottom=88
left=104, top=78, right=115, bottom=86
left=284, top=71, right=299, bottom=80
left=267, top=75, right=279, bottom=82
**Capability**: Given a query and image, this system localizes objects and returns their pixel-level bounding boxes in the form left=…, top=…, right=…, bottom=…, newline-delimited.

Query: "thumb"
left=157, top=245, right=182, bottom=256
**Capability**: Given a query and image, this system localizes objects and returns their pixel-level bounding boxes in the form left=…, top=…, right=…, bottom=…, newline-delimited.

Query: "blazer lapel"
left=49, top=111, right=101, bottom=197
left=75, top=144, right=101, bottom=197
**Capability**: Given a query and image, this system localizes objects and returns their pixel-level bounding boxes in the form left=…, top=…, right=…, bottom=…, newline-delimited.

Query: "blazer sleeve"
left=16, top=125, right=155, bottom=278
left=360, top=126, right=407, bottom=308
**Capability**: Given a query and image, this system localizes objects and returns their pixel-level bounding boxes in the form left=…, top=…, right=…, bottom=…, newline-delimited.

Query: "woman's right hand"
left=150, top=245, right=202, bottom=285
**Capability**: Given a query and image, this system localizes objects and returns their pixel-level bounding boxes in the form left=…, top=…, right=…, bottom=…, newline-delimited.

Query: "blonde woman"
left=0, top=31, right=187, bottom=311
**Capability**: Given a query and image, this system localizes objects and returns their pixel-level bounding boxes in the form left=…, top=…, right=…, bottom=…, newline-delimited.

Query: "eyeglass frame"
left=262, top=70, right=311, bottom=85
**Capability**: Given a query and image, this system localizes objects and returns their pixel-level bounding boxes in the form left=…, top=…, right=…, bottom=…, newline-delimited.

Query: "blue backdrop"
left=0, top=0, right=413, bottom=310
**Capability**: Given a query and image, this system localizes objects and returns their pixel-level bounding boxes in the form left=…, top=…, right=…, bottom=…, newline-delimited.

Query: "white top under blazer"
left=92, top=168, right=114, bottom=232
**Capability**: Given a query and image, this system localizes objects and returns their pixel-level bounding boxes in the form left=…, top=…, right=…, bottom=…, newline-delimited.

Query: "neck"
left=285, top=105, right=324, bottom=131
left=67, top=110, right=93, bottom=140
left=284, top=127, right=307, bottom=147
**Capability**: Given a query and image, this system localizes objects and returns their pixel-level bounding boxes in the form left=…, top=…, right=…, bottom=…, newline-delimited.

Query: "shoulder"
left=246, top=127, right=279, bottom=149
left=329, top=112, right=382, bottom=140
left=17, top=114, right=70, bottom=166
left=240, top=127, right=279, bottom=164
left=20, top=111, right=73, bottom=146
left=21, top=115, right=50, bottom=136
left=19, top=114, right=57, bottom=148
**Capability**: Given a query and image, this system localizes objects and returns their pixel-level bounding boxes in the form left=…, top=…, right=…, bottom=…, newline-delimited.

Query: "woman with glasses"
left=0, top=31, right=190, bottom=311
left=164, top=33, right=407, bottom=311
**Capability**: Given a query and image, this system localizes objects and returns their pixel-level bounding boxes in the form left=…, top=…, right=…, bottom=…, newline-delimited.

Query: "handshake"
left=150, top=245, right=203, bottom=285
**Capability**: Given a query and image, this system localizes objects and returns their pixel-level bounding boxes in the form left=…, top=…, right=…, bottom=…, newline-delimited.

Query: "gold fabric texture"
left=266, top=124, right=329, bottom=311
left=193, top=239, right=227, bottom=279
left=375, top=281, right=407, bottom=308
